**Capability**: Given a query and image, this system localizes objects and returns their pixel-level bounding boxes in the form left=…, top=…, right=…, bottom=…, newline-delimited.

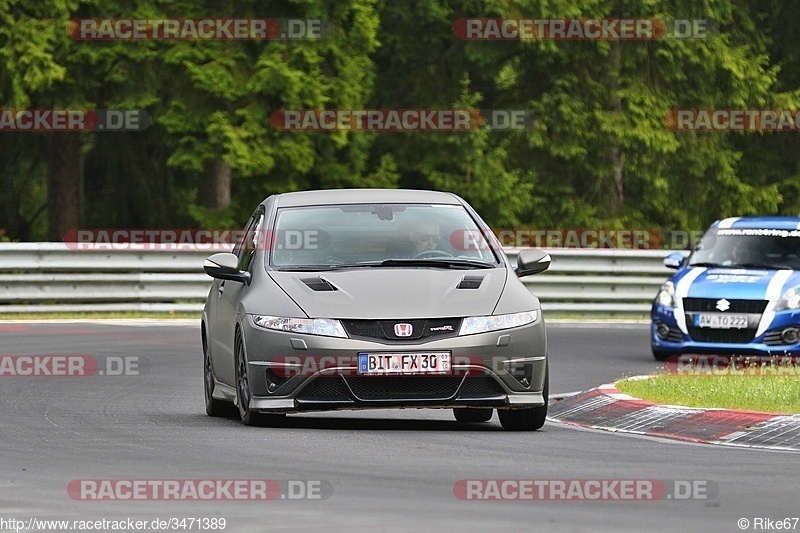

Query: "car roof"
left=271, top=189, right=462, bottom=208
left=711, top=216, right=800, bottom=230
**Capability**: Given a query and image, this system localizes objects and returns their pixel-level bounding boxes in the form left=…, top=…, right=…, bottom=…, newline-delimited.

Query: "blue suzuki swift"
left=651, top=216, right=800, bottom=360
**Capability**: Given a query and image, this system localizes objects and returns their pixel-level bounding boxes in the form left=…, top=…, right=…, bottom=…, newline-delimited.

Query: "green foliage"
left=0, top=0, right=799, bottom=239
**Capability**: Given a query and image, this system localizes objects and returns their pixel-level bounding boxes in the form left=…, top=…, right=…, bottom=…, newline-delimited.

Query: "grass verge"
left=616, top=374, right=800, bottom=414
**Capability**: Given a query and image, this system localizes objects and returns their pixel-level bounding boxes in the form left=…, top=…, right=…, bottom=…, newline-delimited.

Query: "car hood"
left=268, top=268, right=507, bottom=319
left=676, top=267, right=799, bottom=301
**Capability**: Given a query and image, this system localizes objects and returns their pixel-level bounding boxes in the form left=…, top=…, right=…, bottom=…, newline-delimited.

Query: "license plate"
left=694, top=314, right=749, bottom=329
left=357, top=352, right=451, bottom=375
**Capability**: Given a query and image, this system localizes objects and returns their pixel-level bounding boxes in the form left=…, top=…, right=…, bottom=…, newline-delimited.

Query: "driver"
left=724, top=241, right=752, bottom=266
left=409, top=222, right=441, bottom=256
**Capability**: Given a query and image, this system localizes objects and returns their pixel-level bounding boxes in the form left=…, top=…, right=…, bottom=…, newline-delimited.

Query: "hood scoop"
left=300, top=277, right=338, bottom=292
left=457, top=275, right=484, bottom=289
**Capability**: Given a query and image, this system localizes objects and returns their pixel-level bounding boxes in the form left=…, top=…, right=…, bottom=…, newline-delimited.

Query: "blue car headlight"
left=656, top=280, right=676, bottom=308
left=776, top=286, right=800, bottom=311
left=458, top=311, right=538, bottom=336
left=251, top=315, right=348, bottom=338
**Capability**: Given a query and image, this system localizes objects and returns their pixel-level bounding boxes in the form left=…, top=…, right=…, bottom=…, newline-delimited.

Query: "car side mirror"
left=515, top=249, right=551, bottom=277
left=204, top=252, right=252, bottom=285
left=663, top=252, right=685, bottom=270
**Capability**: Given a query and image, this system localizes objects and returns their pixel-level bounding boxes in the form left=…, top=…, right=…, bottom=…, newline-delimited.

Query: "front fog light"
left=504, top=361, right=533, bottom=388
left=266, top=368, right=289, bottom=393
left=655, top=322, right=670, bottom=340
left=781, top=327, right=800, bottom=344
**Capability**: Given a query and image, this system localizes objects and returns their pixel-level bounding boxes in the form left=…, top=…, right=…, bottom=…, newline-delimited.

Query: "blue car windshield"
left=268, top=203, right=502, bottom=269
left=689, top=228, right=800, bottom=269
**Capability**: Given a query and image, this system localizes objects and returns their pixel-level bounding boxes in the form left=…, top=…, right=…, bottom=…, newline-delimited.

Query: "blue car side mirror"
left=663, top=252, right=685, bottom=270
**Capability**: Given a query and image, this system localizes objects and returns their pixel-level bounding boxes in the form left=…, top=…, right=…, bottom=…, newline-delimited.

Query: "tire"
left=498, top=367, right=548, bottom=431
left=453, top=408, right=493, bottom=423
left=235, top=333, right=283, bottom=427
left=652, top=347, right=672, bottom=362
left=204, top=330, right=235, bottom=417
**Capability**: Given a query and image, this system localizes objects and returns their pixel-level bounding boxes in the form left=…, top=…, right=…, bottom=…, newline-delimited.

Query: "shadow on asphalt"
left=188, top=412, right=510, bottom=431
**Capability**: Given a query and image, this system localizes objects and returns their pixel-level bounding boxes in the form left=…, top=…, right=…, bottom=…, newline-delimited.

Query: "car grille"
left=343, top=376, right=463, bottom=401
left=457, top=377, right=506, bottom=398
left=686, top=328, right=757, bottom=344
left=341, top=319, right=463, bottom=341
left=682, top=298, right=768, bottom=314
left=295, top=375, right=506, bottom=402
left=296, top=377, right=351, bottom=401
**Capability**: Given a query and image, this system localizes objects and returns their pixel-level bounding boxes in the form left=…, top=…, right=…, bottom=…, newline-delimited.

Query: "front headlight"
left=251, top=315, right=347, bottom=338
left=458, top=311, right=538, bottom=336
left=776, top=286, right=800, bottom=311
left=656, top=280, right=676, bottom=308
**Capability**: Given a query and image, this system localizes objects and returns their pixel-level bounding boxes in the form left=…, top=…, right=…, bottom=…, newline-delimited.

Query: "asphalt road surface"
left=0, top=321, right=796, bottom=533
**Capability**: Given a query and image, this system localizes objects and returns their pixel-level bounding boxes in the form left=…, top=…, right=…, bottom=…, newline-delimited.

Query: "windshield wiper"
left=688, top=262, right=725, bottom=268
left=374, top=258, right=496, bottom=269
left=274, top=264, right=371, bottom=272
left=276, top=259, right=498, bottom=271
left=729, top=262, right=792, bottom=270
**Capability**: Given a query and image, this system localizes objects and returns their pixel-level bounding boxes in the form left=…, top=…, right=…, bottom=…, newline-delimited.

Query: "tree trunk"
left=47, top=134, right=83, bottom=241
left=607, top=41, right=624, bottom=214
left=199, top=159, right=232, bottom=209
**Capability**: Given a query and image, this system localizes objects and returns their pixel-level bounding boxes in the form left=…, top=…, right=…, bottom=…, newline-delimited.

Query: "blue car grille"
left=683, top=298, right=768, bottom=314
left=681, top=298, right=766, bottom=344
left=686, top=327, right=757, bottom=344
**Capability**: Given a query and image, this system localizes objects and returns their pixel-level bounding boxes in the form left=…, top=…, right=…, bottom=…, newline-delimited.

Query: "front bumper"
left=239, top=314, right=547, bottom=413
left=651, top=303, right=800, bottom=356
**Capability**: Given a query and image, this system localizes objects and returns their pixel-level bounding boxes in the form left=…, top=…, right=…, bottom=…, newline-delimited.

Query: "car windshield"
left=688, top=227, right=800, bottom=270
left=269, top=203, right=501, bottom=269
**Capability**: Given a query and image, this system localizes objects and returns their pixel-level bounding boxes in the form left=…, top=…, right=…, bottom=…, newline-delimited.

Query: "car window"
left=268, top=203, right=501, bottom=268
left=689, top=228, right=800, bottom=269
left=234, top=211, right=264, bottom=271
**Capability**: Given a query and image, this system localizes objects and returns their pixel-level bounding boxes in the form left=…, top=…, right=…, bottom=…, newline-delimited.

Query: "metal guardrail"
left=0, top=244, right=678, bottom=314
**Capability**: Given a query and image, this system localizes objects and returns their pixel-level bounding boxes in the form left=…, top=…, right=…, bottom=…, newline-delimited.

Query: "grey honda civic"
left=201, top=189, right=551, bottom=430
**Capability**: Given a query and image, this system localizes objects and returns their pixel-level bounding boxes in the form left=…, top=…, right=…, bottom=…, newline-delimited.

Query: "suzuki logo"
left=716, top=299, right=731, bottom=312
left=394, top=323, right=413, bottom=337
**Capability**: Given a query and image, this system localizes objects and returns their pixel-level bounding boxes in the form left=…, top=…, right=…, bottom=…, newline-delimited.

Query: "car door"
left=211, top=209, right=265, bottom=386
